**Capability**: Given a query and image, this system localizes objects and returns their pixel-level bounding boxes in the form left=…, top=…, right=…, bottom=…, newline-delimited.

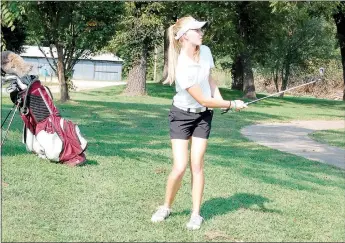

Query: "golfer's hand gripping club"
left=221, top=100, right=247, bottom=114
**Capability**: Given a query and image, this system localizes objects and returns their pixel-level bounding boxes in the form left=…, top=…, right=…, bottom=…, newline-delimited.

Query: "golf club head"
left=2, top=74, right=29, bottom=91
left=6, top=81, right=21, bottom=104
left=6, top=82, right=19, bottom=93
left=1, top=74, right=18, bottom=85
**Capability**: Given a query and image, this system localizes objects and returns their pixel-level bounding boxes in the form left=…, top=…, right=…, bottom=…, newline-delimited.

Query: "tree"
left=1, top=1, right=25, bottom=51
left=180, top=2, right=273, bottom=99
left=265, top=1, right=339, bottom=97
left=301, top=1, right=345, bottom=101
left=333, top=2, right=345, bottom=101
left=230, top=2, right=254, bottom=98
left=25, top=1, right=124, bottom=102
left=158, top=2, right=180, bottom=84
left=107, top=2, right=166, bottom=95
left=2, top=20, right=27, bottom=54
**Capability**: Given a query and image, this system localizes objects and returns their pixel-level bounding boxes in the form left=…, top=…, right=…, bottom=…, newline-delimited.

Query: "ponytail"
left=163, top=25, right=180, bottom=85
left=163, top=16, right=200, bottom=85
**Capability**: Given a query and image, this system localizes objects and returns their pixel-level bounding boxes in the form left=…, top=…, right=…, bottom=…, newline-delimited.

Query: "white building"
left=20, top=45, right=123, bottom=81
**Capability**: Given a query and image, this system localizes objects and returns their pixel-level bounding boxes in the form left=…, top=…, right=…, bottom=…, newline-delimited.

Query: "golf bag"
left=3, top=74, right=87, bottom=166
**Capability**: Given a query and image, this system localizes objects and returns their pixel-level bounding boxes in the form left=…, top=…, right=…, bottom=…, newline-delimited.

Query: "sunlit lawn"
left=1, top=83, right=344, bottom=242
left=309, top=129, right=345, bottom=149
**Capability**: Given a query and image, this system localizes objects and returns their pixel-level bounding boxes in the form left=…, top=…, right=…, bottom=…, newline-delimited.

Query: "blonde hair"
left=163, top=16, right=201, bottom=85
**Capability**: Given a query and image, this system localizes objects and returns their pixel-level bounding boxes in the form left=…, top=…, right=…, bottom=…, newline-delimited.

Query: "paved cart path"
left=241, top=120, right=345, bottom=169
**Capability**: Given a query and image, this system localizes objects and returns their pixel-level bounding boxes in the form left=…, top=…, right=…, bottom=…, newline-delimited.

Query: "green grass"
left=1, top=83, right=345, bottom=242
left=309, top=129, right=345, bottom=149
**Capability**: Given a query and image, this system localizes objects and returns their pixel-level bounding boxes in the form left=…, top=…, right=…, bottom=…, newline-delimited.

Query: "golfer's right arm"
left=186, top=84, right=245, bottom=109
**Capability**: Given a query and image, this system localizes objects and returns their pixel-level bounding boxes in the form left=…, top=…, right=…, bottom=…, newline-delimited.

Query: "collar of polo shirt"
left=174, top=19, right=207, bottom=40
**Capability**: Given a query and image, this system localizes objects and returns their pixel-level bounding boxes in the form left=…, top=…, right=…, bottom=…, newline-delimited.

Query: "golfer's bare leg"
left=163, top=138, right=189, bottom=208
left=190, top=136, right=208, bottom=215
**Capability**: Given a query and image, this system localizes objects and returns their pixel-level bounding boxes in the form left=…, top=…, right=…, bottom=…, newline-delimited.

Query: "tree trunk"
left=231, top=54, right=243, bottom=90
left=153, top=45, right=157, bottom=82
left=231, top=53, right=256, bottom=99
left=242, top=53, right=256, bottom=99
left=274, top=68, right=279, bottom=92
left=280, top=64, right=290, bottom=98
left=125, top=45, right=148, bottom=95
left=56, top=43, right=69, bottom=102
left=333, top=4, right=345, bottom=101
left=232, top=2, right=256, bottom=98
left=159, top=28, right=169, bottom=84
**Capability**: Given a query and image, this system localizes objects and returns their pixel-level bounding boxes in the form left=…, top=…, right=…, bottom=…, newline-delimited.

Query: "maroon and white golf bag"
left=4, top=74, right=87, bottom=166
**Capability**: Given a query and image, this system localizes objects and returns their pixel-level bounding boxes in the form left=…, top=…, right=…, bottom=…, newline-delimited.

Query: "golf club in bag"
left=1, top=51, right=88, bottom=166
left=221, top=68, right=325, bottom=114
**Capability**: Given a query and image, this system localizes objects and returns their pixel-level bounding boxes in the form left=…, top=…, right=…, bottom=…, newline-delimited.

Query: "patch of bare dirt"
left=255, top=75, right=344, bottom=100
left=154, top=167, right=168, bottom=174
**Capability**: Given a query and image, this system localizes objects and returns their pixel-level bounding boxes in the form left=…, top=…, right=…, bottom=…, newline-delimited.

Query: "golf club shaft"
left=1, top=103, right=19, bottom=147
left=1, top=103, right=15, bottom=128
left=245, top=78, right=321, bottom=105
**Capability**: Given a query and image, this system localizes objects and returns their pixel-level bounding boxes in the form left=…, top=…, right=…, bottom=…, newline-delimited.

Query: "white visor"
left=174, top=19, right=207, bottom=40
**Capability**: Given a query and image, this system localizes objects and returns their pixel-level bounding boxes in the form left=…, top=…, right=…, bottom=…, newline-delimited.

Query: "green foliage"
left=23, top=1, right=124, bottom=100
left=14, top=1, right=341, bottom=98
left=25, top=1, right=124, bottom=74
left=175, top=2, right=277, bottom=73
left=1, top=1, right=25, bottom=51
left=176, top=2, right=238, bottom=66
left=2, top=19, right=27, bottom=53
left=1, top=1, right=23, bottom=30
left=106, top=2, right=166, bottom=75
left=270, top=1, right=342, bottom=20
left=256, top=2, right=338, bottom=89
left=172, top=2, right=342, bottom=90
left=145, top=44, right=164, bottom=82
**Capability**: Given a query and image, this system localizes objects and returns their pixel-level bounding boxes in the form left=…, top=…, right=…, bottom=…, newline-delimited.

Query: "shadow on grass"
left=202, top=193, right=282, bottom=220
left=2, top=84, right=344, bottom=194
left=81, top=159, right=99, bottom=166
left=174, top=193, right=281, bottom=220
left=1, top=142, right=27, bottom=156
left=206, top=137, right=345, bottom=192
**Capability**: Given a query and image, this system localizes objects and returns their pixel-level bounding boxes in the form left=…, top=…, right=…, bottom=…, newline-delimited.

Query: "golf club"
left=1, top=102, right=20, bottom=147
left=221, top=67, right=325, bottom=114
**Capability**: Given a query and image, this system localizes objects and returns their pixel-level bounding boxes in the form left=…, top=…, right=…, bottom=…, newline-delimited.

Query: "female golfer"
left=151, top=16, right=247, bottom=230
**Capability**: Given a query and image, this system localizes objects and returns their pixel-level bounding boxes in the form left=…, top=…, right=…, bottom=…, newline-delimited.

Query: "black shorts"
left=169, top=105, right=214, bottom=140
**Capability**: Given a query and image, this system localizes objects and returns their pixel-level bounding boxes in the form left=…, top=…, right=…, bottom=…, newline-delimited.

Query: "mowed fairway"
left=2, top=83, right=345, bottom=242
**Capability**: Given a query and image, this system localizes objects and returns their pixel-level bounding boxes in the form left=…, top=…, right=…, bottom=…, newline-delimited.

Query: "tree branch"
left=48, top=44, right=58, bottom=70
left=67, top=49, right=85, bottom=73
left=37, top=43, right=57, bottom=75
